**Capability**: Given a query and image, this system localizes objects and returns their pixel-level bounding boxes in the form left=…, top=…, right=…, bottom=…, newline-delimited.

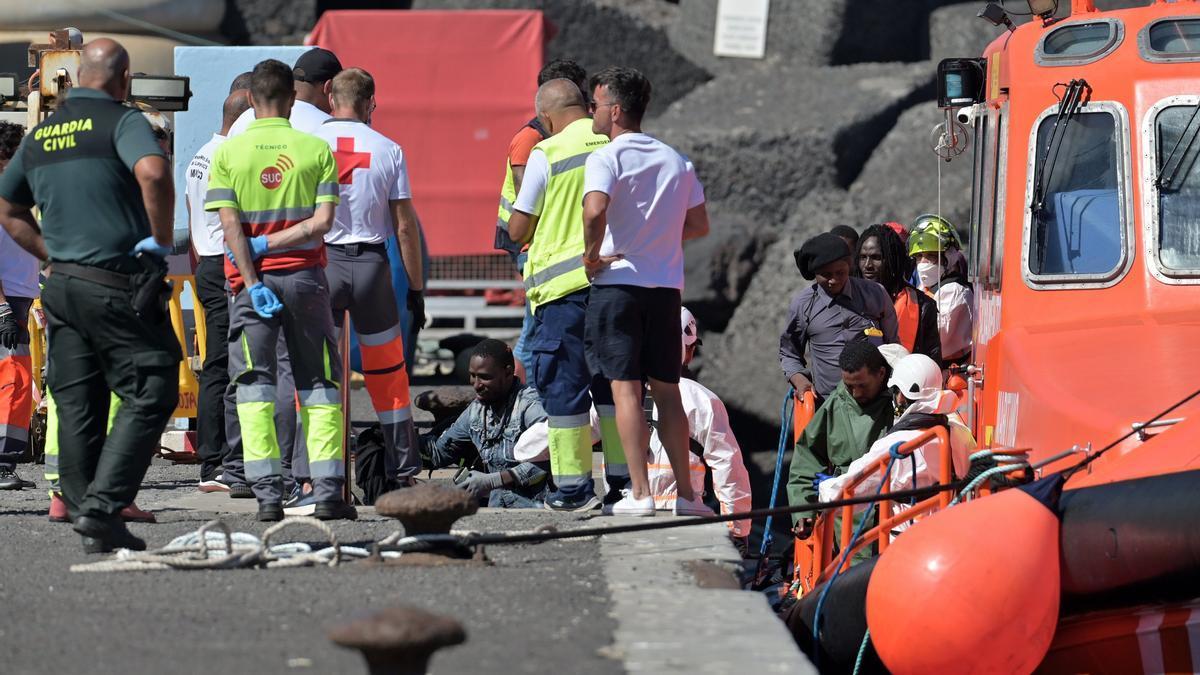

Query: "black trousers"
left=42, top=272, right=181, bottom=520
left=195, top=255, right=231, bottom=481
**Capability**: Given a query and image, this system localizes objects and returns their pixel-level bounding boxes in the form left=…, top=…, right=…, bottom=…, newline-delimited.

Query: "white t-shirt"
left=0, top=227, right=38, bottom=299
left=312, top=119, right=412, bottom=245
left=511, top=148, right=549, bottom=216
left=582, top=132, right=704, bottom=289
left=227, top=99, right=331, bottom=136
left=185, top=133, right=226, bottom=257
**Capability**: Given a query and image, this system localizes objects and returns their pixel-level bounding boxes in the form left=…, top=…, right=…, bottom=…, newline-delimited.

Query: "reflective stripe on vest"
left=895, top=286, right=922, bottom=352
left=523, top=119, right=609, bottom=310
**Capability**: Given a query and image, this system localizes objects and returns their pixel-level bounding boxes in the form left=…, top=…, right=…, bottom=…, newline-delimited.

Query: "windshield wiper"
left=1156, top=102, right=1200, bottom=192
left=1030, top=79, right=1092, bottom=215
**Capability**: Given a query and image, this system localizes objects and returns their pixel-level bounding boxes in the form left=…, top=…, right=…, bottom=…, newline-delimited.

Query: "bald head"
left=77, top=38, right=130, bottom=99
left=222, top=90, right=251, bottom=134
left=535, top=78, right=585, bottom=116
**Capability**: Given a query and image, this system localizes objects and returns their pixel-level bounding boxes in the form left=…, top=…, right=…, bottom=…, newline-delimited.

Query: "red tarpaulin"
left=308, top=10, right=544, bottom=258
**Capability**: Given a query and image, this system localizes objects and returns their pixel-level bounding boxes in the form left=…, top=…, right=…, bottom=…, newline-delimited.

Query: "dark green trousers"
left=42, top=272, right=181, bottom=520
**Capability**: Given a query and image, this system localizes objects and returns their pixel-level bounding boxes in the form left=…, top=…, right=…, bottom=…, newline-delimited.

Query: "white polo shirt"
left=312, top=119, right=412, bottom=245
left=184, top=133, right=226, bottom=257
left=227, top=100, right=331, bottom=136
left=582, top=132, right=705, bottom=289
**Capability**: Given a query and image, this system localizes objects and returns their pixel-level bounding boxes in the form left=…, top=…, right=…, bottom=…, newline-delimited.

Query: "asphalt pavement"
left=0, top=382, right=808, bottom=674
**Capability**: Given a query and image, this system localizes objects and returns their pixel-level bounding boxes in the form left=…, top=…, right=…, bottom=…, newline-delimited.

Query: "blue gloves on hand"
left=131, top=237, right=171, bottom=259
left=248, top=282, right=283, bottom=319
left=225, top=236, right=269, bottom=267
left=812, top=472, right=833, bottom=491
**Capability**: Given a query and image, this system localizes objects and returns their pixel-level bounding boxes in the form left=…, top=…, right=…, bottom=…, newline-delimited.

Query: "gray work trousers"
left=327, top=244, right=419, bottom=480
left=227, top=267, right=343, bottom=504
left=221, top=314, right=306, bottom=492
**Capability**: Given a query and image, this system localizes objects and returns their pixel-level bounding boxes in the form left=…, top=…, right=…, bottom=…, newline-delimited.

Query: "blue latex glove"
left=225, top=236, right=269, bottom=266
left=131, top=237, right=171, bottom=258
left=248, top=282, right=283, bottom=318
left=812, top=472, right=833, bottom=491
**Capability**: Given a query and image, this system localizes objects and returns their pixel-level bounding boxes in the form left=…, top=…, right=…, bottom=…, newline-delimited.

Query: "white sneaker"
left=198, top=478, right=231, bottom=493
left=602, top=489, right=656, bottom=517
left=673, top=495, right=715, bottom=517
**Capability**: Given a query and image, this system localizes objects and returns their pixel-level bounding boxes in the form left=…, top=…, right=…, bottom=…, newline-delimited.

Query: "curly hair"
left=856, top=223, right=913, bottom=293
left=0, top=121, right=25, bottom=163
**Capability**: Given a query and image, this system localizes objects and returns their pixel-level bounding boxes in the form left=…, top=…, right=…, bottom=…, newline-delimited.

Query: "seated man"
left=819, top=352, right=977, bottom=508
left=421, top=339, right=551, bottom=508
left=787, top=341, right=894, bottom=536
left=646, top=307, right=753, bottom=550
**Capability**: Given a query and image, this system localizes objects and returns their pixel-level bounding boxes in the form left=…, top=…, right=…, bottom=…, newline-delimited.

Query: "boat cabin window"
left=1153, top=105, right=1200, bottom=275
left=1036, top=20, right=1123, bottom=66
left=1026, top=109, right=1128, bottom=284
left=1140, top=18, right=1200, bottom=63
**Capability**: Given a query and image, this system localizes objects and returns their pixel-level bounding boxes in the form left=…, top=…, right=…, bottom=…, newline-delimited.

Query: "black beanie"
left=794, top=232, right=852, bottom=280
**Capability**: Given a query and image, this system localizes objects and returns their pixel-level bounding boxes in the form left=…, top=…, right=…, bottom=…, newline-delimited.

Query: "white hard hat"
left=681, top=306, right=700, bottom=347
left=887, top=353, right=942, bottom=402
left=877, top=343, right=910, bottom=370
left=680, top=306, right=701, bottom=366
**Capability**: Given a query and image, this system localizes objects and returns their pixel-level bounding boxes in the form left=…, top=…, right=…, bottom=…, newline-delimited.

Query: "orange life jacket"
left=894, top=287, right=921, bottom=352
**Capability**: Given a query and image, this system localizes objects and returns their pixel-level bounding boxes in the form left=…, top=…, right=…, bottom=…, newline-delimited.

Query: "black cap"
left=794, top=232, right=852, bottom=281
left=293, top=48, right=342, bottom=83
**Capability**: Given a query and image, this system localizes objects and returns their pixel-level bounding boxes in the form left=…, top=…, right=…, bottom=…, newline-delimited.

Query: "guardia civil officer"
left=0, top=39, right=180, bottom=554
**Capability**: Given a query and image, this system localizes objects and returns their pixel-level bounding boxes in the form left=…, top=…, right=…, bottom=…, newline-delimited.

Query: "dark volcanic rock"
left=668, top=0, right=845, bottom=73
left=411, top=0, right=711, bottom=112
left=848, top=101, right=974, bottom=234
left=375, top=483, right=478, bottom=535
left=653, top=61, right=934, bottom=326
left=222, top=0, right=317, bottom=45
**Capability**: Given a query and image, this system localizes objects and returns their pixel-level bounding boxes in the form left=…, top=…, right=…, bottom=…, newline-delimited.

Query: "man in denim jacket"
left=421, top=339, right=551, bottom=507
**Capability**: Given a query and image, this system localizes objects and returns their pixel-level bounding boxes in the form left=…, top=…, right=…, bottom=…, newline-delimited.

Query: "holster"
left=131, top=253, right=172, bottom=323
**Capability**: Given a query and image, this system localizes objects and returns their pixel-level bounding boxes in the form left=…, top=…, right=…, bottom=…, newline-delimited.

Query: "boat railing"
left=791, top=427, right=1033, bottom=596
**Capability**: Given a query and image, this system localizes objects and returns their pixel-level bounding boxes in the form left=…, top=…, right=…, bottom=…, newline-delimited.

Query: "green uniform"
left=0, top=87, right=181, bottom=522
left=787, top=382, right=893, bottom=520
left=205, top=117, right=344, bottom=506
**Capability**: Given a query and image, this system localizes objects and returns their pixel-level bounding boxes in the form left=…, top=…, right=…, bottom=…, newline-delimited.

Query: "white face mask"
left=916, top=260, right=940, bottom=290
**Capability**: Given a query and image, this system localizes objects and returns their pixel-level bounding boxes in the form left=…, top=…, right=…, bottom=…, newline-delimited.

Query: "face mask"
left=916, top=260, right=940, bottom=290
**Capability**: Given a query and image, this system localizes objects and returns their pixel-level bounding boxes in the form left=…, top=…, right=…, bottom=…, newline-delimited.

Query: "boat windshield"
left=1155, top=104, right=1200, bottom=272
left=1028, top=109, right=1122, bottom=277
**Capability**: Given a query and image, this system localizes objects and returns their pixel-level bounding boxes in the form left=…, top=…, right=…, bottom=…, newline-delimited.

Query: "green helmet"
left=907, top=229, right=945, bottom=257
left=910, top=213, right=962, bottom=250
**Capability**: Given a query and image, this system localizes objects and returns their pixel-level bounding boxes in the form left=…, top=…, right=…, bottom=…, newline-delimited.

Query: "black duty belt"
left=53, top=262, right=133, bottom=290
left=328, top=242, right=387, bottom=257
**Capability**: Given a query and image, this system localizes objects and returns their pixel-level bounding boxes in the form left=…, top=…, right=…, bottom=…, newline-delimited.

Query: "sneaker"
left=313, top=501, right=358, bottom=521
left=673, top=494, right=715, bottom=517
left=48, top=492, right=70, bottom=522
left=543, top=491, right=600, bottom=512
left=228, top=484, right=254, bottom=499
left=198, top=477, right=231, bottom=493
left=257, top=503, right=284, bottom=522
left=603, top=489, right=655, bottom=517
left=0, top=468, right=27, bottom=490
left=120, top=502, right=157, bottom=523
left=283, top=490, right=317, bottom=516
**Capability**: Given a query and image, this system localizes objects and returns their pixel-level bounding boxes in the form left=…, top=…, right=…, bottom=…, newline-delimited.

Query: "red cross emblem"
left=332, top=137, right=371, bottom=184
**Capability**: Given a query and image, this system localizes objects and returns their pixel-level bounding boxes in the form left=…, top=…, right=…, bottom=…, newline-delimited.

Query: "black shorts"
left=585, top=284, right=681, bottom=384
